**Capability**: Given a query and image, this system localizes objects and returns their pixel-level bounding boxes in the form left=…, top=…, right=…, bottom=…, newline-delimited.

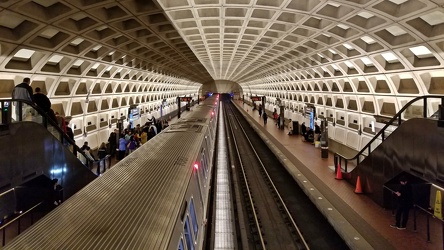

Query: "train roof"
left=4, top=101, right=217, bottom=249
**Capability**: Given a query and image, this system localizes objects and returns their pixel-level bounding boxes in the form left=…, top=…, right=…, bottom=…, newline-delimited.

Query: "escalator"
left=334, top=95, right=444, bottom=207
left=0, top=99, right=97, bottom=229
left=0, top=121, right=97, bottom=196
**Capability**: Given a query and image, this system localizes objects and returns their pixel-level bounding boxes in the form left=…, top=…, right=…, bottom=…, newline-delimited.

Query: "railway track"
left=225, top=102, right=309, bottom=250
left=222, top=98, right=349, bottom=250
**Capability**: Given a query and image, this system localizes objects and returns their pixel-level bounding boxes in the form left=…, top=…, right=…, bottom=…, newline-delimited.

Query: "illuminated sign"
left=251, top=96, right=262, bottom=102
left=180, top=97, right=192, bottom=102
left=305, top=105, right=316, bottom=130
left=130, top=108, right=139, bottom=120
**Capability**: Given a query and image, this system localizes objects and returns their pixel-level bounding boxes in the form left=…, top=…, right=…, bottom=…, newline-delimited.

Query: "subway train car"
left=4, top=95, right=220, bottom=250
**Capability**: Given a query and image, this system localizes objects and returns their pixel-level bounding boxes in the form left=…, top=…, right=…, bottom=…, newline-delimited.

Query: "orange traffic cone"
left=335, top=165, right=343, bottom=180
left=355, top=176, right=363, bottom=194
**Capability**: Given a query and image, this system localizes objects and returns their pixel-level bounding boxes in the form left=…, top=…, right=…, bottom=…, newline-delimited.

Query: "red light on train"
left=211, top=111, right=214, bottom=116
left=194, top=163, right=199, bottom=170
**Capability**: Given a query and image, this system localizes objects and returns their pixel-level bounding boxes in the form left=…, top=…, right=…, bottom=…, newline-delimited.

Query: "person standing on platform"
left=126, top=136, right=136, bottom=154
left=262, top=112, right=268, bottom=125
left=118, top=134, right=126, bottom=160
left=98, top=142, right=108, bottom=160
left=149, top=122, right=157, bottom=135
left=140, top=127, right=148, bottom=145
left=12, top=77, right=34, bottom=121
left=301, top=122, right=307, bottom=139
left=390, top=175, right=413, bottom=230
left=314, top=122, right=321, bottom=141
left=288, top=119, right=293, bottom=135
left=108, top=129, right=117, bottom=157
left=258, top=105, right=262, bottom=117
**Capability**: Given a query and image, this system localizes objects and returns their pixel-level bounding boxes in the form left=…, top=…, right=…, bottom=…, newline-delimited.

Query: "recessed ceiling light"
left=357, top=12, right=374, bottom=19
left=361, top=36, right=376, bottom=44
left=48, top=55, right=63, bottom=64
left=420, top=11, right=444, bottom=26
left=14, top=49, right=35, bottom=59
left=409, top=45, right=432, bottom=57
left=343, top=43, right=354, bottom=50
left=381, top=52, right=398, bottom=63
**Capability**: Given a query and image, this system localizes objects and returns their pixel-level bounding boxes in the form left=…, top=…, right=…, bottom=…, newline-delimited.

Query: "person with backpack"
left=127, top=136, right=137, bottom=154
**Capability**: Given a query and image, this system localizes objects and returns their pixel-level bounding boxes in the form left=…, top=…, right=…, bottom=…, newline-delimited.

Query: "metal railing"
left=334, top=95, right=444, bottom=173
left=93, top=155, right=112, bottom=175
left=0, top=201, right=44, bottom=246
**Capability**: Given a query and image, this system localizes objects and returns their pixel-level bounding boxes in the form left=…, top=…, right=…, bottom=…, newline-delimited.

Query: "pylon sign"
left=434, top=190, right=442, bottom=219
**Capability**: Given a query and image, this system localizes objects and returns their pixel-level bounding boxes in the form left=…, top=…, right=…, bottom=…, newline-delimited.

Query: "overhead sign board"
left=251, top=96, right=262, bottom=102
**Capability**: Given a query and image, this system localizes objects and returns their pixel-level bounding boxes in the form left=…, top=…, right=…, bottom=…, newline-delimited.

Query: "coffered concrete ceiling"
left=1, top=0, right=443, bottom=87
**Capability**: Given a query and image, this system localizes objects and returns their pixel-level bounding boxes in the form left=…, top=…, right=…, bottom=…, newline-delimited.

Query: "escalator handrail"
left=0, top=201, right=44, bottom=231
left=5, top=99, right=91, bottom=166
left=334, top=95, right=444, bottom=162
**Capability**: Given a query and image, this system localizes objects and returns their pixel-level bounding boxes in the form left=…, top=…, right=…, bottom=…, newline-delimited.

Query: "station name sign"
left=251, top=96, right=262, bottom=102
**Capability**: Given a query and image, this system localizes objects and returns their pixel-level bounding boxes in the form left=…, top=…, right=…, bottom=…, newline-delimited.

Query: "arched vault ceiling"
left=158, top=0, right=444, bottom=84
left=1, top=0, right=444, bottom=86
left=0, top=0, right=212, bottom=83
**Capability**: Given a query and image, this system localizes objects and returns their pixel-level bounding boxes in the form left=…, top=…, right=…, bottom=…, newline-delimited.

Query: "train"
left=4, top=95, right=220, bottom=250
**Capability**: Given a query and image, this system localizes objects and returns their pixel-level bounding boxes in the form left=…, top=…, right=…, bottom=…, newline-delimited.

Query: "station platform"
left=234, top=100, right=441, bottom=250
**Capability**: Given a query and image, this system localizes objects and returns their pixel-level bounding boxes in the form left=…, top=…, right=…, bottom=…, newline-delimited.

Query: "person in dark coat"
left=33, top=87, right=51, bottom=113
left=390, top=175, right=413, bottom=230
left=65, top=120, right=76, bottom=155
left=262, top=112, right=268, bottom=125
left=314, top=122, right=321, bottom=141
left=46, top=178, right=62, bottom=211
left=65, top=121, right=74, bottom=141
left=108, top=129, right=117, bottom=157
left=301, top=122, right=307, bottom=139
left=98, top=142, right=108, bottom=159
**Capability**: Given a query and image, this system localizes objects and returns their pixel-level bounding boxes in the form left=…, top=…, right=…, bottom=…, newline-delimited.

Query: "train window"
left=184, top=216, right=194, bottom=250
left=178, top=238, right=184, bottom=250
left=190, top=199, right=199, bottom=240
left=201, top=153, right=209, bottom=177
left=196, top=166, right=204, bottom=206
left=200, top=158, right=207, bottom=180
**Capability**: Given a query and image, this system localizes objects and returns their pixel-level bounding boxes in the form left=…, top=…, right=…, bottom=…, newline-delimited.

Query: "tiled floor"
left=235, top=100, right=442, bottom=250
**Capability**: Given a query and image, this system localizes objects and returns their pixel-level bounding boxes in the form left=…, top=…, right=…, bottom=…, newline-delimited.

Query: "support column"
left=177, top=97, right=181, bottom=119
left=279, top=105, right=285, bottom=129
left=321, top=118, right=329, bottom=158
